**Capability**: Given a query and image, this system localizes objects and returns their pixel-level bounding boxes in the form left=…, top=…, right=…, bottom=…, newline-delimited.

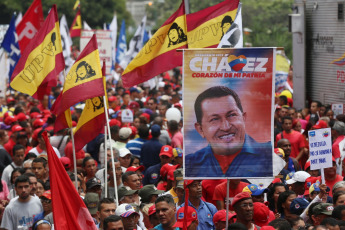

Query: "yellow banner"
left=10, top=22, right=63, bottom=95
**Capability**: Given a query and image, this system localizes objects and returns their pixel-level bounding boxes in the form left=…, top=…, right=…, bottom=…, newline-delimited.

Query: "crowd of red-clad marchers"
left=1, top=69, right=345, bottom=230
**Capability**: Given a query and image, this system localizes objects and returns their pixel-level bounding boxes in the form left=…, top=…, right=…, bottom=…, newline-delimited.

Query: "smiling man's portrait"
left=185, top=86, right=273, bottom=178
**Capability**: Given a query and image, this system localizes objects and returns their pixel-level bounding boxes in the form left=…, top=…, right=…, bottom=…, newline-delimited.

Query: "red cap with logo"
left=173, top=206, right=198, bottom=228
left=159, top=145, right=173, bottom=158
left=148, top=204, right=156, bottom=216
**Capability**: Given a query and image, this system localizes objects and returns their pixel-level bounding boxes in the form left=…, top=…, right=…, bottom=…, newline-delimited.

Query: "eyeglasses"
left=40, top=199, right=51, bottom=204
left=239, top=203, right=254, bottom=208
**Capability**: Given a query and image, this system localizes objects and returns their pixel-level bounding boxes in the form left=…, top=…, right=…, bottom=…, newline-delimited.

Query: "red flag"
left=43, top=131, right=98, bottom=230
left=16, top=0, right=44, bottom=52
left=70, top=9, right=81, bottom=37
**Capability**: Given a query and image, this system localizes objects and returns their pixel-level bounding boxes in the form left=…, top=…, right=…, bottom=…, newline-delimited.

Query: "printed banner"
left=308, top=128, right=333, bottom=170
left=183, top=48, right=275, bottom=179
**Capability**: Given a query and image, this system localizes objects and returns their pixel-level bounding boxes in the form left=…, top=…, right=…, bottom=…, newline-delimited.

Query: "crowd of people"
left=0, top=68, right=345, bottom=230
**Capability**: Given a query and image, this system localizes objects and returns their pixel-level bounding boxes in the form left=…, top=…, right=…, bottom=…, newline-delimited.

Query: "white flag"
left=109, top=15, right=117, bottom=71
left=15, top=12, right=22, bottom=26
left=218, top=3, right=243, bottom=48
left=83, top=21, right=92, bottom=30
left=120, top=15, right=147, bottom=69
left=60, top=15, right=74, bottom=70
left=0, top=49, right=9, bottom=97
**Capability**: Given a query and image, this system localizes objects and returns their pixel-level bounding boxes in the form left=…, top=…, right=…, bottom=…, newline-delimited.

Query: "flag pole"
left=102, top=60, right=118, bottom=206
left=225, top=179, right=230, bottom=229
left=70, top=127, right=78, bottom=191
left=104, top=125, right=108, bottom=198
left=184, top=0, right=190, bottom=14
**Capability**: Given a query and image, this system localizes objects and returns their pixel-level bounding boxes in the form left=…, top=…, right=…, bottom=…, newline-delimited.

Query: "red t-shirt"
left=213, top=181, right=249, bottom=210
left=317, top=174, right=343, bottom=196
left=332, top=135, right=345, bottom=159
left=202, top=179, right=226, bottom=206
left=276, top=130, right=305, bottom=158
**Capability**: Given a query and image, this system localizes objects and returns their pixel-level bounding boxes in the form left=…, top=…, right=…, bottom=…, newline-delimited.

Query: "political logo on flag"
left=1, top=14, right=21, bottom=83
left=218, top=2, right=243, bottom=48
left=121, top=2, right=186, bottom=88
left=70, top=9, right=81, bottom=37
left=10, top=5, right=65, bottom=99
left=116, top=20, right=127, bottom=64
left=187, top=0, right=239, bottom=48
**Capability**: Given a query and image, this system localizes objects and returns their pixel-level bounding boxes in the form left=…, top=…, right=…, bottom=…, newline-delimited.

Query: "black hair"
left=122, top=171, right=137, bottom=183
left=279, top=95, right=288, bottom=105
left=15, top=174, right=30, bottom=187
left=148, top=97, right=157, bottom=104
left=194, top=86, right=243, bottom=124
left=24, top=152, right=37, bottom=161
left=333, top=191, right=345, bottom=205
left=321, top=217, right=339, bottom=226
left=30, top=107, right=41, bottom=114
left=11, top=168, right=25, bottom=184
left=130, top=155, right=140, bottom=167
left=267, top=182, right=286, bottom=212
left=168, top=120, right=179, bottom=132
left=36, top=178, right=48, bottom=190
left=138, top=125, right=149, bottom=139
left=308, top=202, right=322, bottom=224
left=155, top=194, right=175, bottom=206
left=281, top=116, right=293, bottom=124
left=37, top=129, right=46, bottom=139
left=103, top=215, right=122, bottom=230
left=268, top=218, right=291, bottom=230
left=13, top=106, right=24, bottom=115
left=82, top=156, right=94, bottom=168
left=12, top=144, right=25, bottom=156
left=228, top=223, right=247, bottom=230
left=24, top=172, right=36, bottom=178
left=312, top=101, right=322, bottom=108
left=32, top=157, right=47, bottom=168
left=107, top=158, right=119, bottom=170
left=286, top=215, right=304, bottom=228
left=98, top=198, right=115, bottom=211
left=333, top=205, right=345, bottom=220
left=277, top=190, right=296, bottom=214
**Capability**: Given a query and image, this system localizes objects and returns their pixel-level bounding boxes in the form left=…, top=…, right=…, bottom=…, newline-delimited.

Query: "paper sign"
left=308, top=128, right=332, bottom=170
left=121, top=109, right=133, bottom=123
left=331, top=104, right=344, bottom=117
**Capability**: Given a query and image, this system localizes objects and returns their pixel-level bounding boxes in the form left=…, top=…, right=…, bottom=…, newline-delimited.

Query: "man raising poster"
left=185, top=86, right=272, bottom=177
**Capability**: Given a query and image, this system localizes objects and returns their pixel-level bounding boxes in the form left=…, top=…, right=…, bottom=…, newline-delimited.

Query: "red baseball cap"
left=33, top=119, right=45, bottom=128
left=109, top=119, right=121, bottom=127
left=59, top=157, right=71, bottom=169
left=271, top=178, right=282, bottom=184
left=160, top=163, right=179, bottom=179
left=108, top=96, right=117, bottom=102
left=232, top=192, right=252, bottom=208
left=304, top=177, right=318, bottom=196
left=159, top=145, right=173, bottom=157
left=40, top=190, right=52, bottom=200
left=304, top=161, right=311, bottom=171
left=126, top=165, right=145, bottom=172
left=213, top=210, right=236, bottom=224
left=173, top=206, right=198, bottom=228
left=312, top=120, right=328, bottom=129
left=129, top=101, right=140, bottom=109
left=184, top=180, right=194, bottom=189
left=140, top=113, right=150, bottom=122
left=148, top=204, right=156, bottom=216
left=4, top=116, right=17, bottom=125
left=11, top=125, right=23, bottom=132
left=30, top=112, right=42, bottom=119
left=16, top=113, right=27, bottom=122
left=253, top=202, right=275, bottom=227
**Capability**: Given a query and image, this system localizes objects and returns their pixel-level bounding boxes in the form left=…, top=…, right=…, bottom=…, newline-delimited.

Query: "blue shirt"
left=178, top=200, right=217, bottom=230
left=154, top=223, right=180, bottom=230
left=185, top=134, right=273, bottom=177
left=140, top=138, right=163, bottom=169
left=143, top=163, right=161, bottom=185
left=126, top=138, right=147, bottom=157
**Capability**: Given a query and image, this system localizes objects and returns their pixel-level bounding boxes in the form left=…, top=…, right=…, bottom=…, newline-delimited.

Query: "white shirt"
left=29, top=146, right=61, bottom=158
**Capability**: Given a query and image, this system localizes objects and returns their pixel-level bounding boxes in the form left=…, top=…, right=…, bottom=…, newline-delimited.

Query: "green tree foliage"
left=0, top=0, right=132, bottom=30
left=242, top=0, right=293, bottom=59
